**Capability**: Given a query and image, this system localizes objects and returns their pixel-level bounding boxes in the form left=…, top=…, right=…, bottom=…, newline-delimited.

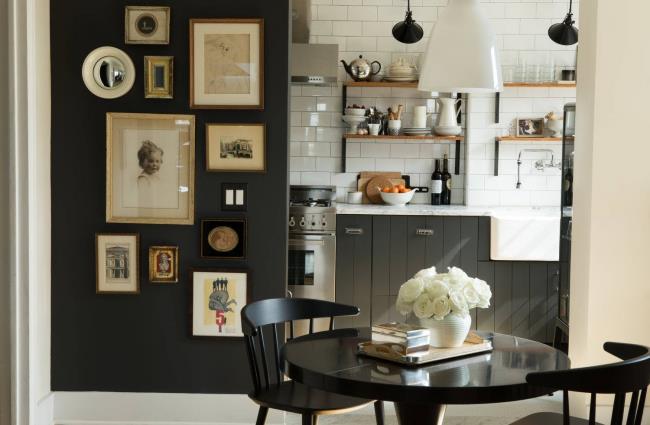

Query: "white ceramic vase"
left=419, top=314, right=471, bottom=348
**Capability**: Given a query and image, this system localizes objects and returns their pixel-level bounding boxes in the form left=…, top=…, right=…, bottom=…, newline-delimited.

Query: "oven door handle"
left=289, top=239, right=325, bottom=247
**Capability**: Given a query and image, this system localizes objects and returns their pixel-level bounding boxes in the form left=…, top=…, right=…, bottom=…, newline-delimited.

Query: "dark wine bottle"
left=441, top=154, right=452, bottom=205
left=431, top=159, right=442, bottom=205
left=563, top=157, right=573, bottom=207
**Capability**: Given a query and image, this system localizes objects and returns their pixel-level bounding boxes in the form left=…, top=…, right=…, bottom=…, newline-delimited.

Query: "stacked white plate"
left=402, top=127, right=431, bottom=136
left=384, top=73, right=418, bottom=82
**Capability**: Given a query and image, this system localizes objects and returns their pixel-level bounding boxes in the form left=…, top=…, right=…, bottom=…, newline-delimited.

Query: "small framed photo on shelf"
left=106, top=113, right=195, bottom=225
left=206, top=123, right=265, bottom=172
left=96, top=233, right=139, bottom=294
left=190, top=269, right=249, bottom=337
left=144, top=56, right=173, bottom=99
left=148, top=245, right=179, bottom=283
left=200, top=218, right=246, bottom=259
left=516, top=117, right=545, bottom=138
left=189, top=19, right=264, bottom=109
left=124, top=6, right=170, bottom=45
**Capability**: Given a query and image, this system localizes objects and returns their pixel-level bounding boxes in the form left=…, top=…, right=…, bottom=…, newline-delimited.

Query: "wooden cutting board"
left=358, top=177, right=406, bottom=204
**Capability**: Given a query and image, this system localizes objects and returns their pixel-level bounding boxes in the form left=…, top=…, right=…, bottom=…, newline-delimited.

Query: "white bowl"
left=379, top=190, right=415, bottom=206
left=434, top=125, right=462, bottom=136
left=345, top=108, right=367, bottom=117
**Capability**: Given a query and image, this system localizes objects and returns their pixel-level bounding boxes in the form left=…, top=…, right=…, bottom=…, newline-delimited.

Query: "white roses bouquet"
left=396, top=266, right=492, bottom=320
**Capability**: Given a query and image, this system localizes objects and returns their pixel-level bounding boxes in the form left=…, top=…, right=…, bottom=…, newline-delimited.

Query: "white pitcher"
left=436, top=97, right=460, bottom=127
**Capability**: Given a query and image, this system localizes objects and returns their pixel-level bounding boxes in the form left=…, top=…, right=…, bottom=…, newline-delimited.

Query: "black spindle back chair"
left=510, top=342, right=650, bottom=425
left=241, top=298, right=385, bottom=425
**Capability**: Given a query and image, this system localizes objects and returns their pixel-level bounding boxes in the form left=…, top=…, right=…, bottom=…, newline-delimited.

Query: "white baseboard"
left=52, top=392, right=284, bottom=425
left=35, top=393, right=54, bottom=425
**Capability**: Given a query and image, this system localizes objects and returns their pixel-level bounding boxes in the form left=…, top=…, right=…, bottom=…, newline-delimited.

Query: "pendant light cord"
left=568, top=0, right=573, bottom=14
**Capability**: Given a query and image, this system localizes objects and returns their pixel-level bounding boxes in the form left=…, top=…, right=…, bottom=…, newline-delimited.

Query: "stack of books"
left=371, top=322, right=430, bottom=355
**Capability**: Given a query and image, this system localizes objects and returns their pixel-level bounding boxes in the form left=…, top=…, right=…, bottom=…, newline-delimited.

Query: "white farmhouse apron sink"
left=490, top=213, right=560, bottom=261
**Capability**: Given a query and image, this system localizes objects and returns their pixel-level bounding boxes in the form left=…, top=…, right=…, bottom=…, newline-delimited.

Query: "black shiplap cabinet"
left=335, top=215, right=373, bottom=329
left=335, top=215, right=560, bottom=343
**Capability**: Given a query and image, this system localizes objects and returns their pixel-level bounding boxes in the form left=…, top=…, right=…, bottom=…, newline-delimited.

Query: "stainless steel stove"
left=289, top=185, right=336, bottom=233
left=287, top=186, right=336, bottom=333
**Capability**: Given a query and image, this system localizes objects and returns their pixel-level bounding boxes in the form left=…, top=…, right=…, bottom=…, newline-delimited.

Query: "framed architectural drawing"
left=96, top=233, right=139, bottom=294
left=106, top=113, right=195, bottom=225
left=205, top=123, right=265, bottom=172
left=191, top=269, right=249, bottom=337
left=125, top=6, right=170, bottom=45
left=144, top=56, right=173, bottom=99
left=148, top=245, right=179, bottom=283
left=189, top=19, right=264, bottom=109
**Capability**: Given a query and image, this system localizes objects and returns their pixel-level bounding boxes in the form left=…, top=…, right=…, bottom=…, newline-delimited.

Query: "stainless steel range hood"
left=291, top=0, right=338, bottom=85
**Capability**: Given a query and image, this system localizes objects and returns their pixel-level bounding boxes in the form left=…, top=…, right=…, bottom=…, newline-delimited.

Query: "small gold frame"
left=144, top=56, right=173, bottom=99
left=148, top=245, right=179, bottom=283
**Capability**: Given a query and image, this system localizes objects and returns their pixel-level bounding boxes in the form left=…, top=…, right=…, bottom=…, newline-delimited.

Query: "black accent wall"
left=50, top=0, right=289, bottom=393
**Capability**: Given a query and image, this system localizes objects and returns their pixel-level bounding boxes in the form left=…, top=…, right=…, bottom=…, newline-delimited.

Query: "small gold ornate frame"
left=149, top=245, right=179, bottom=283
left=144, top=56, right=173, bottom=99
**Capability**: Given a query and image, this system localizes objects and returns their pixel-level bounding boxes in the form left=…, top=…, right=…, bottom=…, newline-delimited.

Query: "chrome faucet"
left=516, top=149, right=561, bottom=189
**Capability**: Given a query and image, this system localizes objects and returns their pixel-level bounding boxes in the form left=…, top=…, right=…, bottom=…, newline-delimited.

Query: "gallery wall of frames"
left=50, top=0, right=289, bottom=393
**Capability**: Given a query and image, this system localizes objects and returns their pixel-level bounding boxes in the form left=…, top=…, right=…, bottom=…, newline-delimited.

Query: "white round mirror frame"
left=81, top=46, right=135, bottom=99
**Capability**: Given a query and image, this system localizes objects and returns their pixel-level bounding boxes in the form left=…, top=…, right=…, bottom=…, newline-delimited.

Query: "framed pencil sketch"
left=206, top=123, right=265, bottom=172
left=125, top=6, right=170, bottom=45
left=96, top=233, right=139, bottom=294
left=191, top=269, right=249, bottom=337
left=200, top=218, right=246, bottom=259
left=189, top=19, right=264, bottom=109
left=144, top=56, right=173, bottom=99
left=148, top=245, right=179, bottom=283
left=106, top=113, right=195, bottom=225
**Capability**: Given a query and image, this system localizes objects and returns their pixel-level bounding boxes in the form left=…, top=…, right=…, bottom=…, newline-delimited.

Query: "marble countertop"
left=335, top=203, right=561, bottom=217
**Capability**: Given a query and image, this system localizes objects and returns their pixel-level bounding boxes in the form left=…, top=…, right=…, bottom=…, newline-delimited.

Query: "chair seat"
left=510, top=412, right=604, bottom=425
left=249, top=380, right=374, bottom=415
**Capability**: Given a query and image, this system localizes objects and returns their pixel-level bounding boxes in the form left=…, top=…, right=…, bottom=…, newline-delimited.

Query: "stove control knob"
left=299, top=217, right=305, bottom=228
left=289, top=217, right=295, bottom=227
left=321, top=219, right=327, bottom=227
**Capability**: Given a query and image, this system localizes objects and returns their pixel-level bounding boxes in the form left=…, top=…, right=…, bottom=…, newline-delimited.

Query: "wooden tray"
left=358, top=339, right=493, bottom=366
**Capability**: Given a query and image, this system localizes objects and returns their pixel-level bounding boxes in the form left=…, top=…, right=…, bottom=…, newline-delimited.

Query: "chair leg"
left=374, top=400, right=385, bottom=425
left=255, top=406, right=269, bottom=425
left=301, top=413, right=314, bottom=425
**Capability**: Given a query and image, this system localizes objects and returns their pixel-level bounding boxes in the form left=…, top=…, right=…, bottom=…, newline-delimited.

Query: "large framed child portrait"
left=106, top=113, right=195, bottom=225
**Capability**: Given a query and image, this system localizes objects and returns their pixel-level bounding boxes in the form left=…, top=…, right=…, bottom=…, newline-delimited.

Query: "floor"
left=286, top=414, right=512, bottom=425
left=284, top=394, right=564, bottom=425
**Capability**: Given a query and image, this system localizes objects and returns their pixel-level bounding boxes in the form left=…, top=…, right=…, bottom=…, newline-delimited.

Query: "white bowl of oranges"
left=379, top=184, right=415, bottom=206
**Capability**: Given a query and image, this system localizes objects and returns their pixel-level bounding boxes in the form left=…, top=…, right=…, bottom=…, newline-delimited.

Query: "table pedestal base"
left=394, top=403, right=446, bottom=425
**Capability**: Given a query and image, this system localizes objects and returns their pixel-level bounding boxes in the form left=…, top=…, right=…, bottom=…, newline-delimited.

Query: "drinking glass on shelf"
left=502, top=66, right=515, bottom=83
left=526, top=64, right=542, bottom=82
left=514, top=64, right=527, bottom=82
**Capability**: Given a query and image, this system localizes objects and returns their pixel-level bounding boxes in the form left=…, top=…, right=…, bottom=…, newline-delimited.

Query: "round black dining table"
left=282, top=328, right=570, bottom=425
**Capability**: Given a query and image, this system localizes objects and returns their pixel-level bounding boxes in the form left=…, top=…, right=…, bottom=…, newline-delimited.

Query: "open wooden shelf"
left=344, top=134, right=463, bottom=141
left=496, top=136, right=562, bottom=142
left=344, top=81, right=419, bottom=88
left=503, top=82, right=576, bottom=88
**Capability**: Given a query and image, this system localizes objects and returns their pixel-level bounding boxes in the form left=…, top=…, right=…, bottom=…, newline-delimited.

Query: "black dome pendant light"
left=548, top=0, right=578, bottom=45
left=392, top=0, right=423, bottom=44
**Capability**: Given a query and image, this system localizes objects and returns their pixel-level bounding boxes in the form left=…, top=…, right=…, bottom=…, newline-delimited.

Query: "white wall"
left=0, top=0, right=12, bottom=422
left=289, top=0, right=577, bottom=206
left=570, top=0, right=650, bottom=421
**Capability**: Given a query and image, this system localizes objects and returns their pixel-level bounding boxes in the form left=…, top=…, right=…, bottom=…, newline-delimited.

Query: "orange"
left=391, top=187, right=399, bottom=193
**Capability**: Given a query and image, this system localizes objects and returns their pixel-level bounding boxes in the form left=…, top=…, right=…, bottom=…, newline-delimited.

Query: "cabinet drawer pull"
left=345, top=227, right=364, bottom=235
left=416, top=228, right=434, bottom=236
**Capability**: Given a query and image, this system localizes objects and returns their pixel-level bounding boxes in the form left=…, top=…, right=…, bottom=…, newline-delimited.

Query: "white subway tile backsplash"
left=317, top=5, right=349, bottom=20
left=290, top=127, right=317, bottom=142
left=289, top=0, right=576, bottom=206
left=332, top=21, right=365, bottom=36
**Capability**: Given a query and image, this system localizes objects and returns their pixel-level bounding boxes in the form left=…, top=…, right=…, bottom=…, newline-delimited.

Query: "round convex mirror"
left=82, top=46, right=135, bottom=99
left=94, top=56, right=126, bottom=89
